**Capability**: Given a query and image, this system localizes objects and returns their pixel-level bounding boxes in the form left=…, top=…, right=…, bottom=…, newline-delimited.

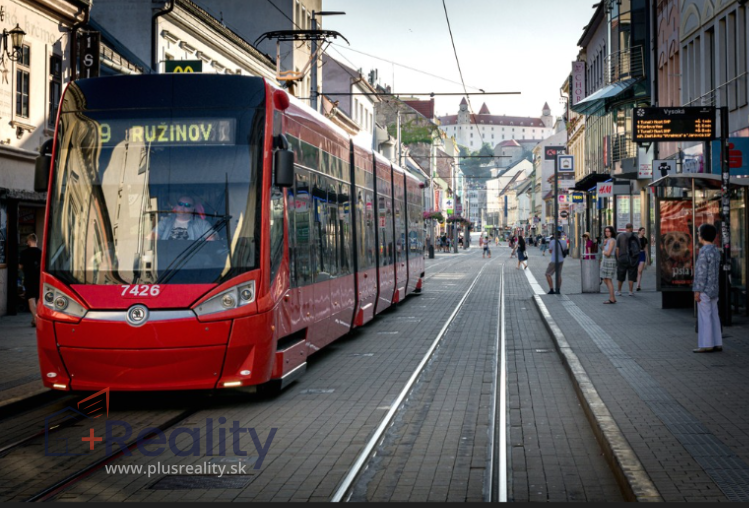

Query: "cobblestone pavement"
left=522, top=243, right=749, bottom=502
left=0, top=313, right=46, bottom=407
left=0, top=246, right=622, bottom=502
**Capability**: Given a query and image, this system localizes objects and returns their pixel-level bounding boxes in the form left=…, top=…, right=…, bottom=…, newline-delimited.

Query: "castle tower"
left=541, top=102, right=553, bottom=129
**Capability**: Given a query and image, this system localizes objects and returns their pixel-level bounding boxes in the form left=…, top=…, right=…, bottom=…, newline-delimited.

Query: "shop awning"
left=649, top=173, right=749, bottom=190
left=570, top=78, right=638, bottom=115
left=573, top=172, right=612, bottom=191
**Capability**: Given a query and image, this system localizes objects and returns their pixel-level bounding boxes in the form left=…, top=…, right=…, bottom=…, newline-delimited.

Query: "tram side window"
left=269, top=186, right=284, bottom=282
left=326, top=177, right=339, bottom=278
left=312, top=174, right=328, bottom=279
left=394, top=188, right=405, bottom=265
left=338, top=182, right=352, bottom=276
left=293, top=171, right=312, bottom=286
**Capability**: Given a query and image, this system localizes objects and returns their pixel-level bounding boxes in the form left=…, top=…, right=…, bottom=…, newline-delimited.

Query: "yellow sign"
left=164, top=60, right=203, bottom=73
left=97, top=118, right=236, bottom=146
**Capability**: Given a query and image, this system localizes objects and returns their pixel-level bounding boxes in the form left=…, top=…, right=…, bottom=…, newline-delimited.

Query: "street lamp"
left=310, top=10, right=346, bottom=112
left=0, top=24, right=26, bottom=64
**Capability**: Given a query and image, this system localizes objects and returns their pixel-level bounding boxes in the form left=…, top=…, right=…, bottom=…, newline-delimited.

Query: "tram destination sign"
left=633, top=107, right=715, bottom=142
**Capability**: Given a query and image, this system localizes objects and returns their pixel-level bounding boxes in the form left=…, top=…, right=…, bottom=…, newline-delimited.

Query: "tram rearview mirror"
left=34, top=139, right=54, bottom=193
left=273, top=135, right=294, bottom=188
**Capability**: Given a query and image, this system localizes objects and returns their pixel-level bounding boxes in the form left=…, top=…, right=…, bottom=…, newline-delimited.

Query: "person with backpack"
left=615, top=223, right=640, bottom=297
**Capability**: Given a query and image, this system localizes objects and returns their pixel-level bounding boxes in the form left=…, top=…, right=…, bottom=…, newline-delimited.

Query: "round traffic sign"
left=560, top=211, right=569, bottom=218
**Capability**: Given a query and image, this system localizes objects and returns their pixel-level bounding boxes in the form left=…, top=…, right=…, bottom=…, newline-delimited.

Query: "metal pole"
left=397, top=110, right=402, bottom=167
left=720, top=106, right=732, bottom=326
left=310, top=11, right=318, bottom=112
left=554, top=156, right=560, bottom=292
left=428, top=142, right=435, bottom=259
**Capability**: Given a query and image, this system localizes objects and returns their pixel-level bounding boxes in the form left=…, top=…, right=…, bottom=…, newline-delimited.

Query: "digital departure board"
left=632, top=107, right=715, bottom=142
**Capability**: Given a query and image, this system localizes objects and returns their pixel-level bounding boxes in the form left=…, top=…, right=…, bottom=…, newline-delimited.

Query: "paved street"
left=0, top=248, right=622, bottom=502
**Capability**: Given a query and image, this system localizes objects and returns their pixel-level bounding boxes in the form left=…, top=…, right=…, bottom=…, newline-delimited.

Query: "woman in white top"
left=600, top=226, right=617, bottom=304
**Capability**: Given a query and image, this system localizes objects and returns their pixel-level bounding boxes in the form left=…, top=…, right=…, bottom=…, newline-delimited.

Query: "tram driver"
left=153, top=195, right=216, bottom=241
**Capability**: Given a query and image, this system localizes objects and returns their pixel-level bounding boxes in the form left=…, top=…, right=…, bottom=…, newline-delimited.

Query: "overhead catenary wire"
left=441, top=0, right=496, bottom=152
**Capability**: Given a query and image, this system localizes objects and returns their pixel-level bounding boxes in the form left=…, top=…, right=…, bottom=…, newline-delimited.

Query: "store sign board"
left=638, top=163, right=652, bottom=179
left=571, top=62, right=586, bottom=106
left=597, top=182, right=613, bottom=198
left=710, top=138, right=749, bottom=176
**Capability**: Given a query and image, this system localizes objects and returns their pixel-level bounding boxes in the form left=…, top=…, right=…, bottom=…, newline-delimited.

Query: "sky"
left=321, top=0, right=596, bottom=119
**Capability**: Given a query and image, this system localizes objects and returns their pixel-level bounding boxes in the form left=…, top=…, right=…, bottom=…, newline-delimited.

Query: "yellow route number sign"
left=165, top=60, right=203, bottom=73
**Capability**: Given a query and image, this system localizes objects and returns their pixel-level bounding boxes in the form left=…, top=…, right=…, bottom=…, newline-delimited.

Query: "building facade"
left=0, top=0, right=90, bottom=315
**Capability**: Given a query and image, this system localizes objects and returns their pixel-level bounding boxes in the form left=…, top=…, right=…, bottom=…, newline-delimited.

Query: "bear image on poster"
left=660, top=231, right=693, bottom=285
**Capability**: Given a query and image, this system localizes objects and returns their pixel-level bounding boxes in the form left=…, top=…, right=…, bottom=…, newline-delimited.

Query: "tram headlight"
left=54, top=296, right=69, bottom=311
left=239, top=282, right=255, bottom=304
left=42, top=284, right=87, bottom=319
left=194, top=281, right=256, bottom=317
left=221, top=294, right=236, bottom=309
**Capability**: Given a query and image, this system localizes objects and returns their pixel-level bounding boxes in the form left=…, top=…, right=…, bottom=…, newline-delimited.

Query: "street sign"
left=165, top=60, right=203, bottom=73
left=571, top=192, right=584, bottom=203
left=558, top=155, right=574, bottom=172
left=456, top=204, right=463, bottom=214
left=545, top=146, right=567, bottom=160
left=560, top=211, right=569, bottom=218
left=653, top=159, right=676, bottom=179
left=632, top=107, right=716, bottom=142
left=558, top=195, right=566, bottom=203
left=79, top=31, right=101, bottom=78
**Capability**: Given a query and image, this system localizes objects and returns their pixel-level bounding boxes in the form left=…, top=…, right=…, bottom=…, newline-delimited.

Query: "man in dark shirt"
left=19, top=233, right=42, bottom=327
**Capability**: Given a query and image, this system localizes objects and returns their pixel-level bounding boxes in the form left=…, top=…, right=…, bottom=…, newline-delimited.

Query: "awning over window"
left=570, top=78, right=638, bottom=115
left=573, top=172, right=612, bottom=191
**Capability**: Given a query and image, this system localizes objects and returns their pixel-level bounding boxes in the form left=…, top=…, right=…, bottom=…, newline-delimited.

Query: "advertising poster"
left=659, top=200, right=693, bottom=289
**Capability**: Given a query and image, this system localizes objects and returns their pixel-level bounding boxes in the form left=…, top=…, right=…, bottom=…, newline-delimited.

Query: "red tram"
left=33, top=74, right=425, bottom=392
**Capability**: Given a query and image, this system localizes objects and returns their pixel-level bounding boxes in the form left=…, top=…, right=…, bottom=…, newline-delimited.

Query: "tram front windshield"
left=46, top=107, right=265, bottom=286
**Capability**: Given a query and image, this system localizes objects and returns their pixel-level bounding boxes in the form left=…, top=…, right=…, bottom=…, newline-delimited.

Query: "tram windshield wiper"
left=155, top=214, right=233, bottom=284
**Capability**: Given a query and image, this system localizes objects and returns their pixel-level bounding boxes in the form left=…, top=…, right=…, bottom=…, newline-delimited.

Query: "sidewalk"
left=516, top=242, right=749, bottom=502
left=0, top=313, right=47, bottom=408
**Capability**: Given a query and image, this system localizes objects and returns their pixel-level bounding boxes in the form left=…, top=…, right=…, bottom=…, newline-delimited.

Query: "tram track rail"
left=331, top=254, right=504, bottom=502
left=26, top=407, right=200, bottom=502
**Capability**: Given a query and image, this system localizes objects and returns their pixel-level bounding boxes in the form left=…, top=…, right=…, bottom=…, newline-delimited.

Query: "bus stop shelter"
left=649, top=173, right=748, bottom=322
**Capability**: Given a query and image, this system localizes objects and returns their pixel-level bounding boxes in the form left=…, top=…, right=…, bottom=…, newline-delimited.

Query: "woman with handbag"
left=516, top=231, right=528, bottom=270
left=601, top=226, right=617, bottom=304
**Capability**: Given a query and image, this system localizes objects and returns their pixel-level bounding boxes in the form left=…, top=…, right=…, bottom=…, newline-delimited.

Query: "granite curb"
left=532, top=294, right=664, bottom=503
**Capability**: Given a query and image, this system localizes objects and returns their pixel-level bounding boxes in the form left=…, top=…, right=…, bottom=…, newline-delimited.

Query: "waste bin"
left=581, top=258, right=601, bottom=293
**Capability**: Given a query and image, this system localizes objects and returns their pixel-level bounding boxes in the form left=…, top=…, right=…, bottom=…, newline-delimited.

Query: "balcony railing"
left=611, top=133, right=637, bottom=162
left=605, top=46, right=644, bottom=85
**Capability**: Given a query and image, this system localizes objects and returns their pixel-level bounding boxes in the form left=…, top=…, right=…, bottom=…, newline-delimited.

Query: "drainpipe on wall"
left=70, top=2, right=92, bottom=81
left=152, top=0, right=175, bottom=73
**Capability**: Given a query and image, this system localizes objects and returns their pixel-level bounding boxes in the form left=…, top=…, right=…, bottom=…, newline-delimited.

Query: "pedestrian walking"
left=693, top=224, right=723, bottom=353
left=615, top=223, right=640, bottom=297
left=516, top=231, right=528, bottom=270
left=539, top=235, right=548, bottom=256
left=635, top=227, right=649, bottom=291
left=600, top=226, right=617, bottom=304
left=509, top=236, right=517, bottom=258
left=19, top=233, right=42, bottom=327
left=485, top=235, right=492, bottom=258
left=545, top=232, right=565, bottom=294
left=480, top=235, right=487, bottom=258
